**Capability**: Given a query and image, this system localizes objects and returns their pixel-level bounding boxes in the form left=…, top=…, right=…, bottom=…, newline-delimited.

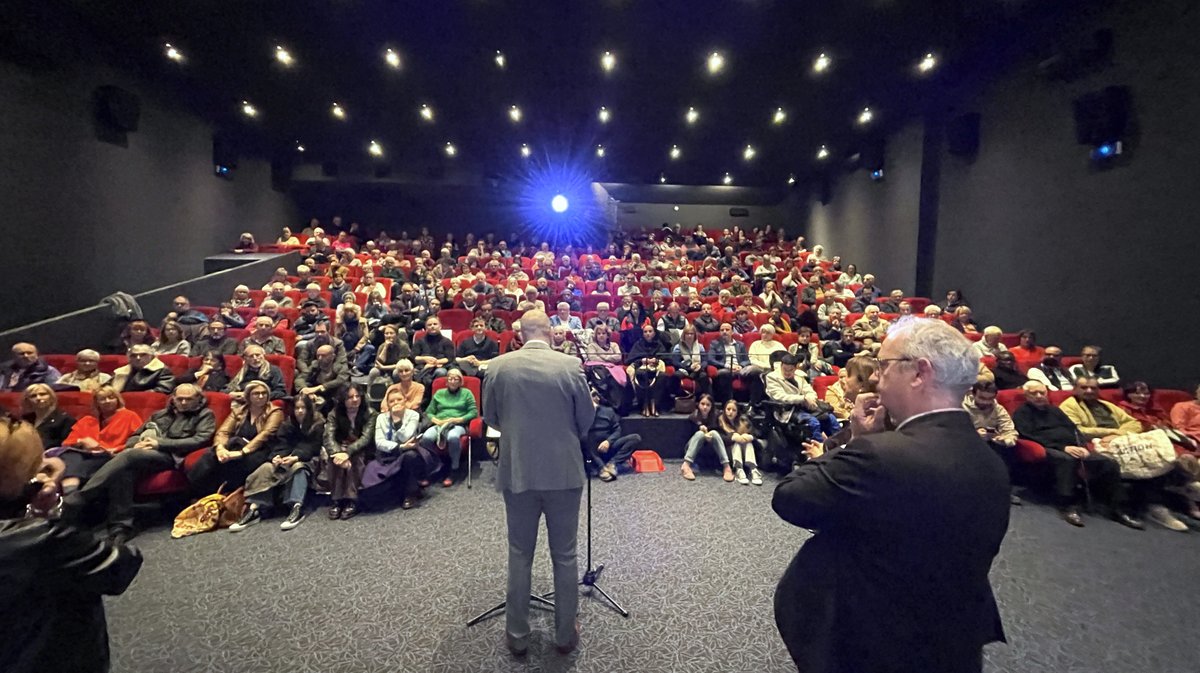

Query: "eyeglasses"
left=873, top=356, right=914, bottom=372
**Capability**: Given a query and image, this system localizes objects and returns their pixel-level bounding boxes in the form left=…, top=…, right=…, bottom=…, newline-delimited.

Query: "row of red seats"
left=45, top=353, right=298, bottom=392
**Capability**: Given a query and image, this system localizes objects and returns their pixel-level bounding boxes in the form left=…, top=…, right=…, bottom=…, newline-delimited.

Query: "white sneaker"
left=750, top=468, right=763, bottom=486
left=1146, top=505, right=1188, bottom=532
left=1186, top=481, right=1200, bottom=502
left=735, top=468, right=749, bottom=485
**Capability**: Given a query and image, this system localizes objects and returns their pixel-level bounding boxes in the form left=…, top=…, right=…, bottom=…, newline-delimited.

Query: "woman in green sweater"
left=419, top=368, right=478, bottom=487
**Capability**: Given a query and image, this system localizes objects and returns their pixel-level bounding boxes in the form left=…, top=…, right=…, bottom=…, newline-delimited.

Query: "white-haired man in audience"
left=586, top=302, right=620, bottom=333
left=550, top=302, right=582, bottom=330
left=0, top=342, right=61, bottom=392
left=850, top=305, right=890, bottom=346
left=56, top=349, right=112, bottom=392
left=923, top=304, right=943, bottom=319
left=972, top=326, right=1008, bottom=358
left=239, top=316, right=286, bottom=356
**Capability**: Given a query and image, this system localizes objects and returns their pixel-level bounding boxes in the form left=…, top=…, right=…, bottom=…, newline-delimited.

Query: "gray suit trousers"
left=502, top=487, right=583, bottom=648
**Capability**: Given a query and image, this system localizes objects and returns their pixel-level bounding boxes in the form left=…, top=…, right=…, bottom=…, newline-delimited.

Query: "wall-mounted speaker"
left=729, top=207, right=750, bottom=217
left=947, top=113, right=981, bottom=157
left=1073, top=85, right=1131, bottom=145
left=93, top=86, right=140, bottom=132
left=212, top=135, right=239, bottom=180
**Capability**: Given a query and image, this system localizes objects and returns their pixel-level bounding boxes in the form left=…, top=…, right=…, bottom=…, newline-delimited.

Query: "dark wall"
left=933, top=0, right=1200, bottom=388
left=805, top=122, right=925, bottom=293
left=0, top=58, right=296, bottom=331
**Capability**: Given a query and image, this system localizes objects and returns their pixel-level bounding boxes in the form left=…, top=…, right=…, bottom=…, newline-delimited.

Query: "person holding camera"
left=963, top=380, right=1023, bottom=506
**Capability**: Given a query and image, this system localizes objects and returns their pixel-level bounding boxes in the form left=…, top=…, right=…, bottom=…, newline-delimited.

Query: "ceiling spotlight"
left=596, top=145, right=606, bottom=158
left=384, top=48, right=401, bottom=69
left=685, top=107, right=699, bottom=125
left=722, top=172, right=733, bottom=185
left=857, top=107, right=874, bottom=125
left=419, top=104, right=434, bottom=121
left=669, top=145, right=682, bottom=160
left=673, top=205, right=680, bottom=212
left=240, top=101, right=258, bottom=118
left=706, top=51, right=725, bottom=74
left=551, top=194, right=569, bottom=213
left=917, top=52, right=937, bottom=73
left=600, top=51, right=616, bottom=72
left=520, top=143, right=531, bottom=158
left=368, top=140, right=383, bottom=157
left=773, top=108, right=787, bottom=125
left=508, top=105, right=522, bottom=122
left=164, top=43, right=184, bottom=63
left=274, top=45, right=294, bottom=67
left=331, top=102, right=346, bottom=120
left=659, top=173, right=667, bottom=183
left=817, top=145, right=830, bottom=160
left=813, top=53, right=831, bottom=73
left=444, top=142, right=457, bottom=157
left=743, top=145, right=756, bottom=161
left=494, top=51, right=506, bottom=68
left=787, top=174, right=796, bottom=185
left=598, top=106, right=611, bottom=124
left=295, top=141, right=305, bottom=153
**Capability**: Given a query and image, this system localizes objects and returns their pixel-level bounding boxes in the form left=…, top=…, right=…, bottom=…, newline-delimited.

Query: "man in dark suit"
left=483, top=310, right=596, bottom=657
left=772, top=317, right=1010, bottom=673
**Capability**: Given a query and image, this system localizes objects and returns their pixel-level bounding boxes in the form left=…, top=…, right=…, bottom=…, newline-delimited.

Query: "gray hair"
left=76, top=348, right=100, bottom=359
left=886, top=317, right=978, bottom=395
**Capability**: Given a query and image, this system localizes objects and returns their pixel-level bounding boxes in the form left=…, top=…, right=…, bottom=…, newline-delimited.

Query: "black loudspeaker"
left=212, top=135, right=239, bottom=179
left=947, top=113, right=981, bottom=157
left=729, top=207, right=749, bottom=218
left=94, top=86, right=140, bottom=132
left=1073, top=86, right=1131, bottom=145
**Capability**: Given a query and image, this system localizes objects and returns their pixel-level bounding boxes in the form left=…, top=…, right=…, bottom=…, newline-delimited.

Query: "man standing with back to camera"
left=483, top=309, right=595, bottom=657
left=772, top=317, right=1010, bottom=673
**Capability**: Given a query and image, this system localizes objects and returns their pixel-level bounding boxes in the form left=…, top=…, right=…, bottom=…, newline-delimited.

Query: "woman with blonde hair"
left=54, top=386, right=143, bottom=493
left=187, top=379, right=283, bottom=493
left=152, top=319, right=191, bottom=356
left=21, top=383, right=76, bottom=450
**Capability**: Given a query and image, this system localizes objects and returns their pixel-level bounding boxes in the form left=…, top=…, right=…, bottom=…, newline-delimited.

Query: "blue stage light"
left=514, top=151, right=605, bottom=246
left=870, top=168, right=884, bottom=181
left=551, top=194, right=569, bottom=212
left=1097, top=143, right=1114, bottom=157
left=1089, top=141, right=1123, bottom=163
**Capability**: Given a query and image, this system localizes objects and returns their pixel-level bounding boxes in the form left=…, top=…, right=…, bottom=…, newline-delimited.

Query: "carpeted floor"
left=106, top=462, right=1200, bottom=673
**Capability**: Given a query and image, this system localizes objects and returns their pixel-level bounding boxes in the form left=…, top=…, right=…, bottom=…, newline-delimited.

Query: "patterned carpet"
left=106, top=462, right=1200, bottom=673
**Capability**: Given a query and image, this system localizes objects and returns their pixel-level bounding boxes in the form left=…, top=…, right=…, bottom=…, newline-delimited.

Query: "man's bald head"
left=520, top=309, right=552, bottom=342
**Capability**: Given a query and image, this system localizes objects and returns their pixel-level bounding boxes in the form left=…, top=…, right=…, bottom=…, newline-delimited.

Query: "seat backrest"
left=121, top=391, right=170, bottom=421
left=204, top=392, right=234, bottom=426
left=265, top=354, right=296, bottom=393
left=811, top=375, right=839, bottom=401
left=1154, top=389, right=1192, bottom=414
left=57, top=391, right=94, bottom=420
left=99, top=355, right=127, bottom=374
left=430, top=375, right=483, bottom=414
left=158, top=354, right=191, bottom=379
left=996, top=389, right=1026, bottom=415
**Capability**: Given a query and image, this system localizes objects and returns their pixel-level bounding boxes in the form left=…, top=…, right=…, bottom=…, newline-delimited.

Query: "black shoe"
left=107, top=526, right=135, bottom=546
left=280, top=503, right=305, bottom=531
left=328, top=504, right=342, bottom=520
left=1112, top=512, right=1145, bottom=530
left=340, top=502, right=359, bottom=520
left=1060, top=508, right=1085, bottom=527
left=229, top=506, right=261, bottom=532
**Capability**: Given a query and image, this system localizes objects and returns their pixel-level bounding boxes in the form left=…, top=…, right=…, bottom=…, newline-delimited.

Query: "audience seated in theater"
left=192, top=320, right=238, bottom=358
left=177, top=352, right=231, bottom=392
left=326, top=271, right=352, bottom=307
left=1026, top=345, right=1075, bottom=390
left=317, top=385, right=376, bottom=521
left=412, top=316, right=454, bottom=387
left=951, top=306, right=979, bottom=334
left=942, top=288, right=967, bottom=312
left=114, top=320, right=156, bottom=355
left=671, top=326, right=710, bottom=398
left=922, top=304, right=943, bottom=320
left=258, top=300, right=291, bottom=330
left=216, top=302, right=247, bottom=329
left=550, top=302, right=582, bottom=330
left=799, top=274, right=823, bottom=307
left=21, top=383, right=76, bottom=450
left=583, top=389, right=643, bottom=482
left=267, top=282, right=293, bottom=308
left=850, top=305, right=890, bottom=346
left=766, top=307, right=792, bottom=334
left=963, top=380, right=1022, bottom=505
left=818, top=307, right=845, bottom=341
left=1169, top=384, right=1200, bottom=447
left=382, top=360, right=424, bottom=413
left=296, top=343, right=350, bottom=409
left=64, top=383, right=217, bottom=544
left=1067, top=345, right=1120, bottom=389
left=226, top=345, right=287, bottom=401
left=419, top=369, right=477, bottom=487
left=992, top=351, right=1028, bottom=391
left=262, top=268, right=292, bottom=292
left=823, top=369, right=854, bottom=421
left=151, top=319, right=190, bottom=356
left=617, top=295, right=649, bottom=330
left=297, top=322, right=347, bottom=375
left=551, top=325, right=582, bottom=359
left=359, top=388, right=436, bottom=511
left=1009, top=329, right=1044, bottom=369
left=293, top=303, right=327, bottom=342
left=823, top=331, right=864, bottom=369
left=336, top=302, right=367, bottom=357
left=362, top=293, right=389, bottom=328
left=233, top=232, right=258, bottom=253
left=1119, top=381, right=1200, bottom=457
left=187, top=380, right=283, bottom=495
left=230, top=284, right=256, bottom=308
left=239, top=316, right=286, bottom=356
left=766, top=354, right=841, bottom=446
left=276, top=227, right=300, bottom=246
left=167, top=295, right=210, bottom=335
left=626, top=325, right=669, bottom=416
left=583, top=322, right=625, bottom=383
left=729, top=307, right=756, bottom=336
left=657, top=302, right=690, bottom=342
left=719, top=400, right=761, bottom=486
left=111, top=345, right=175, bottom=394
left=972, top=326, right=1008, bottom=358
left=455, top=319, right=499, bottom=380
left=692, top=303, right=720, bottom=334
left=835, top=263, right=861, bottom=286
left=680, top=394, right=734, bottom=482
left=234, top=393, right=326, bottom=530
left=815, top=294, right=839, bottom=322
left=55, top=386, right=143, bottom=494
left=708, top=323, right=759, bottom=403
left=748, top=324, right=787, bottom=371
left=788, top=326, right=820, bottom=364
left=55, top=349, right=111, bottom=392
left=1011, top=381, right=1141, bottom=529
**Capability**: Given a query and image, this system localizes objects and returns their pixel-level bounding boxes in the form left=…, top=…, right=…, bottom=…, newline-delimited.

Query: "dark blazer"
left=771, top=410, right=1009, bottom=673
left=706, top=338, right=749, bottom=369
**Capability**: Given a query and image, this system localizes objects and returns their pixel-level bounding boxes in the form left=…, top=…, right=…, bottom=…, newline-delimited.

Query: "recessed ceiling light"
left=787, top=174, right=796, bottom=185
left=596, top=145, right=606, bottom=158
left=685, top=107, right=699, bottom=125
left=917, top=52, right=937, bottom=73
left=673, top=205, right=680, bottom=212
left=707, top=51, right=725, bottom=74
left=659, top=173, right=667, bottom=183
left=368, top=140, right=383, bottom=157
left=722, top=172, right=733, bottom=185
left=508, top=105, right=522, bottom=122
left=598, top=106, right=611, bottom=123
left=772, top=107, right=787, bottom=125
left=331, top=102, right=346, bottom=120
left=295, top=141, right=305, bottom=153
left=384, top=48, right=401, bottom=69
left=743, top=144, right=757, bottom=161
left=274, top=45, right=294, bottom=67
left=857, top=107, right=874, bottom=125
left=494, top=51, right=506, bottom=68
left=813, top=52, right=831, bottom=73
left=240, top=100, right=258, bottom=117
left=817, top=145, right=830, bottom=160
left=670, top=145, right=682, bottom=160
left=600, top=51, right=616, bottom=72
left=444, top=142, right=457, bottom=157
left=419, top=104, right=434, bottom=121
left=520, top=143, right=531, bottom=158
left=164, top=43, right=184, bottom=63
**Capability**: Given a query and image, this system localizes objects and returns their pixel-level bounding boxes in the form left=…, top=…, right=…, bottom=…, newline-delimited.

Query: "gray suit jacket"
left=483, top=341, right=596, bottom=493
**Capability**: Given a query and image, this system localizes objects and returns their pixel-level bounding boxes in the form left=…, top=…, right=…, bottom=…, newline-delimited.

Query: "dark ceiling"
left=9, top=0, right=1090, bottom=188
